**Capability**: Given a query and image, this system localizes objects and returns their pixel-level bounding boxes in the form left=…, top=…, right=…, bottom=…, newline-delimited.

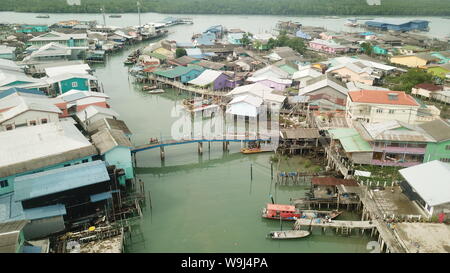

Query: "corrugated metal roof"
left=281, top=128, right=320, bottom=139
left=188, top=69, right=223, bottom=86
left=23, top=204, right=66, bottom=220
left=153, top=65, right=204, bottom=79
left=418, top=119, right=450, bottom=142
left=14, top=160, right=109, bottom=202
left=91, top=128, right=133, bottom=154
left=0, top=220, right=29, bottom=253
left=0, top=121, right=97, bottom=178
left=399, top=161, right=450, bottom=207
left=329, top=128, right=372, bottom=152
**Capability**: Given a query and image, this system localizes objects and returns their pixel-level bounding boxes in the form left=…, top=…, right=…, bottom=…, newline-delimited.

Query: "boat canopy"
left=266, top=204, right=296, bottom=212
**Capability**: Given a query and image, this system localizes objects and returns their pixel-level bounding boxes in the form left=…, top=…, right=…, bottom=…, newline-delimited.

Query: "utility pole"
left=137, top=1, right=142, bottom=28
left=100, top=7, right=106, bottom=27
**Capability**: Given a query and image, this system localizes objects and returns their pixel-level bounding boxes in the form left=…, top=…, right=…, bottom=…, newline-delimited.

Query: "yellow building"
left=390, top=53, right=440, bottom=68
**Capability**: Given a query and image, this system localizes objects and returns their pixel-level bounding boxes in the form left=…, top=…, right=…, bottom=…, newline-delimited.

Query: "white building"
left=76, top=105, right=120, bottom=127
left=399, top=160, right=450, bottom=218
left=346, top=90, right=440, bottom=125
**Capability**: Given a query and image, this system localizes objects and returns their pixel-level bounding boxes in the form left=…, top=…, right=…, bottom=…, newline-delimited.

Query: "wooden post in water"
left=160, top=146, right=165, bottom=160
left=198, top=142, right=203, bottom=155
left=250, top=164, right=253, bottom=181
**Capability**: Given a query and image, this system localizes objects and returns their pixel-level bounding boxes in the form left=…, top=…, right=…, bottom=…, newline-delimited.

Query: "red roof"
left=414, top=83, right=443, bottom=92
left=312, top=177, right=359, bottom=186
left=348, top=90, right=419, bottom=106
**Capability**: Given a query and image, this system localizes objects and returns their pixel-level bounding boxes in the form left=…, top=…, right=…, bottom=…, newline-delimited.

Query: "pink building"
left=309, top=39, right=348, bottom=54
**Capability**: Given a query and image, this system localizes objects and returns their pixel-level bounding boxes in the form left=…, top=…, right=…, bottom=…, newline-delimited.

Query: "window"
left=64, top=164, right=70, bottom=167
left=41, top=118, right=48, bottom=124
left=72, top=82, right=78, bottom=88
left=82, top=159, right=88, bottom=163
left=29, top=120, right=37, bottom=126
left=388, top=109, right=395, bottom=114
left=440, top=158, right=450, bottom=163
left=376, top=109, right=383, bottom=113
left=5, top=124, right=13, bottom=131
left=0, top=180, right=8, bottom=188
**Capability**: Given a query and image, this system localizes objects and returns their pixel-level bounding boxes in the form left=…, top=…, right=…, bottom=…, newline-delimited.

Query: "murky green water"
left=5, top=11, right=447, bottom=252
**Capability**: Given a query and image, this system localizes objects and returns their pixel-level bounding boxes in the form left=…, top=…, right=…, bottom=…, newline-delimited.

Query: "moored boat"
left=267, top=230, right=310, bottom=240
left=109, top=14, right=122, bottom=18
left=36, top=15, right=50, bottom=18
left=261, top=203, right=342, bottom=221
left=143, top=85, right=157, bottom=91
left=148, top=89, right=165, bottom=94
left=240, top=148, right=272, bottom=154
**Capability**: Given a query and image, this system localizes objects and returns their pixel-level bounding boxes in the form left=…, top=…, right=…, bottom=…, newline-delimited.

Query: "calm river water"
left=3, top=11, right=449, bottom=252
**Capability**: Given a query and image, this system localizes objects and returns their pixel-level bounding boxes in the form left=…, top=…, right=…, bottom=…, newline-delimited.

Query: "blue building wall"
left=59, top=77, right=90, bottom=94
left=0, top=156, right=94, bottom=196
left=103, top=147, right=133, bottom=186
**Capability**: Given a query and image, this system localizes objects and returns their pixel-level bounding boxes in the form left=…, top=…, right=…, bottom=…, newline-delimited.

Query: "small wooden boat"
left=109, top=15, right=122, bottom=18
left=124, top=60, right=134, bottom=65
left=148, top=89, right=165, bottom=94
left=143, top=85, right=157, bottom=91
left=261, top=203, right=342, bottom=221
left=267, top=230, right=310, bottom=240
left=240, top=148, right=271, bottom=154
left=36, top=15, right=50, bottom=18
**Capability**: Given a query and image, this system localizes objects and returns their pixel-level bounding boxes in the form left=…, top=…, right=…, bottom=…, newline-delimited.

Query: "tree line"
left=2, top=0, right=450, bottom=16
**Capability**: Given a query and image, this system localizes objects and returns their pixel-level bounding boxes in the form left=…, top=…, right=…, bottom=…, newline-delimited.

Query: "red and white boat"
left=261, top=203, right=342, bottom=221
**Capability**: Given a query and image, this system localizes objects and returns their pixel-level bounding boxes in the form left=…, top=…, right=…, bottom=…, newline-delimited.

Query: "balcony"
left=371, top=159, right=421, bottom=167
left=372, top=146, right=426, bottom=154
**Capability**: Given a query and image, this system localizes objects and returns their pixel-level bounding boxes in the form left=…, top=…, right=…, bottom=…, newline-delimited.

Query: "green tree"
left=361, top=42, right=373, bottom=56
left=175, top=48, right=187, bottom=58
left=384, top=68, right=434, bottom=92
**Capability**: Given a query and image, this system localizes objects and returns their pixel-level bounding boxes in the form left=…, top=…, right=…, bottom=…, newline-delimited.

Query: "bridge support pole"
left=223, top=141, right=229, bottom=152
left=160, top=146, right=165, bottom=161
left=198, top=142, right=203, bottom=155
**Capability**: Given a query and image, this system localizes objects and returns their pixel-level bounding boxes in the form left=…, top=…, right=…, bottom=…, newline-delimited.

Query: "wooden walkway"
left=294, top=218, right=375, bottom=230
left=148, top=75, right=229, bottom=97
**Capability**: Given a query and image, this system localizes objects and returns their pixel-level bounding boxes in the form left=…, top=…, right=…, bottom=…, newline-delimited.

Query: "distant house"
left=227, top=83, right=286, bottom=110
left=0, top=45, right=16, bottom=61
left=390, top=53, right=440, bottom=68
left=0, top=91, right=62, bottom=131
left=345, top=90, right=439, bottom=125
left=196, top=60, right=225, bottom=71
left=365, top=20, right=429, bottom=32
left=28, top=31, right=88, bottom=59
left=57, top=89, right=110, bottom=114
left=246, top=75, right=292, bottom=91
left=24, top=42, right=71, bottom=63
left=16, top=25, right=49, bottom=33
left=193, top=33, right=216, bottom=46
left=399, top=160, right=450, bottom=218
left=327, top=62, right=376, bottom=86
left=168, top=55, right=198, bottom=67
left=0, top=70, right=49, bottom=92
left=328, top=128, right=373, bottom=165
left=46, top=72, right=98, bottom=95
left=419, top=119, right=450, bottom=163
left=91, top=128, right=133, bottom=186
left=226, top=94, right=263, bottom=118
left=252, top=65, right=291, bottom=80
left=309, top=39, right=348, bottom=54
left=299, top=74, right=349, bottom=102
left=76, top=105, right=120, bottom=127
left=227, top=32, right=245, bottom=45
left=292, top=66, right=323, bottom=88
left=188, top=69, right=233, bottom=90
left=86, top=117, right=132, bottom=139
left=412, top=83, right=444, bottom=98
left=252, top=33, right=276, bottom=50
left=153, top=65, right=205, bottom=83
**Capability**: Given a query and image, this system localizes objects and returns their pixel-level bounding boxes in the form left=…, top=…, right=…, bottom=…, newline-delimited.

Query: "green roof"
left=278, top=64, right=298, bottom=75
left=153, top=65, right=204, bottom=78
left=328, top=128, right=372, bottom=153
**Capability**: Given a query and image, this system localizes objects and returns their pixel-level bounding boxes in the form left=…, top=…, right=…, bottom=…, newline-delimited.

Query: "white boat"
left=148, top=89, right=165, bottom=94
left=267, top=230, right=310, bottom=239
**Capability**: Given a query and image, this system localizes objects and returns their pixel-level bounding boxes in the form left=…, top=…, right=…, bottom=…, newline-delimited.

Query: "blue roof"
left=14, top=160, right=110, bottom=202
left=196, top=36, right=215, bottom=46
left=360, top=32, right=375, bottom=36
left=24, top=204, right=66, bottom=220
left=90, top=191, right=112, bottom=202
left=204, top=25, right=223, bottom=33
left=0, top=193, right=25, bottom=223
left=0, top=88, right=46, bottom=100
left=176, top=42, right=195, bottom=48
left=296, top=30, right=311, bottom=39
